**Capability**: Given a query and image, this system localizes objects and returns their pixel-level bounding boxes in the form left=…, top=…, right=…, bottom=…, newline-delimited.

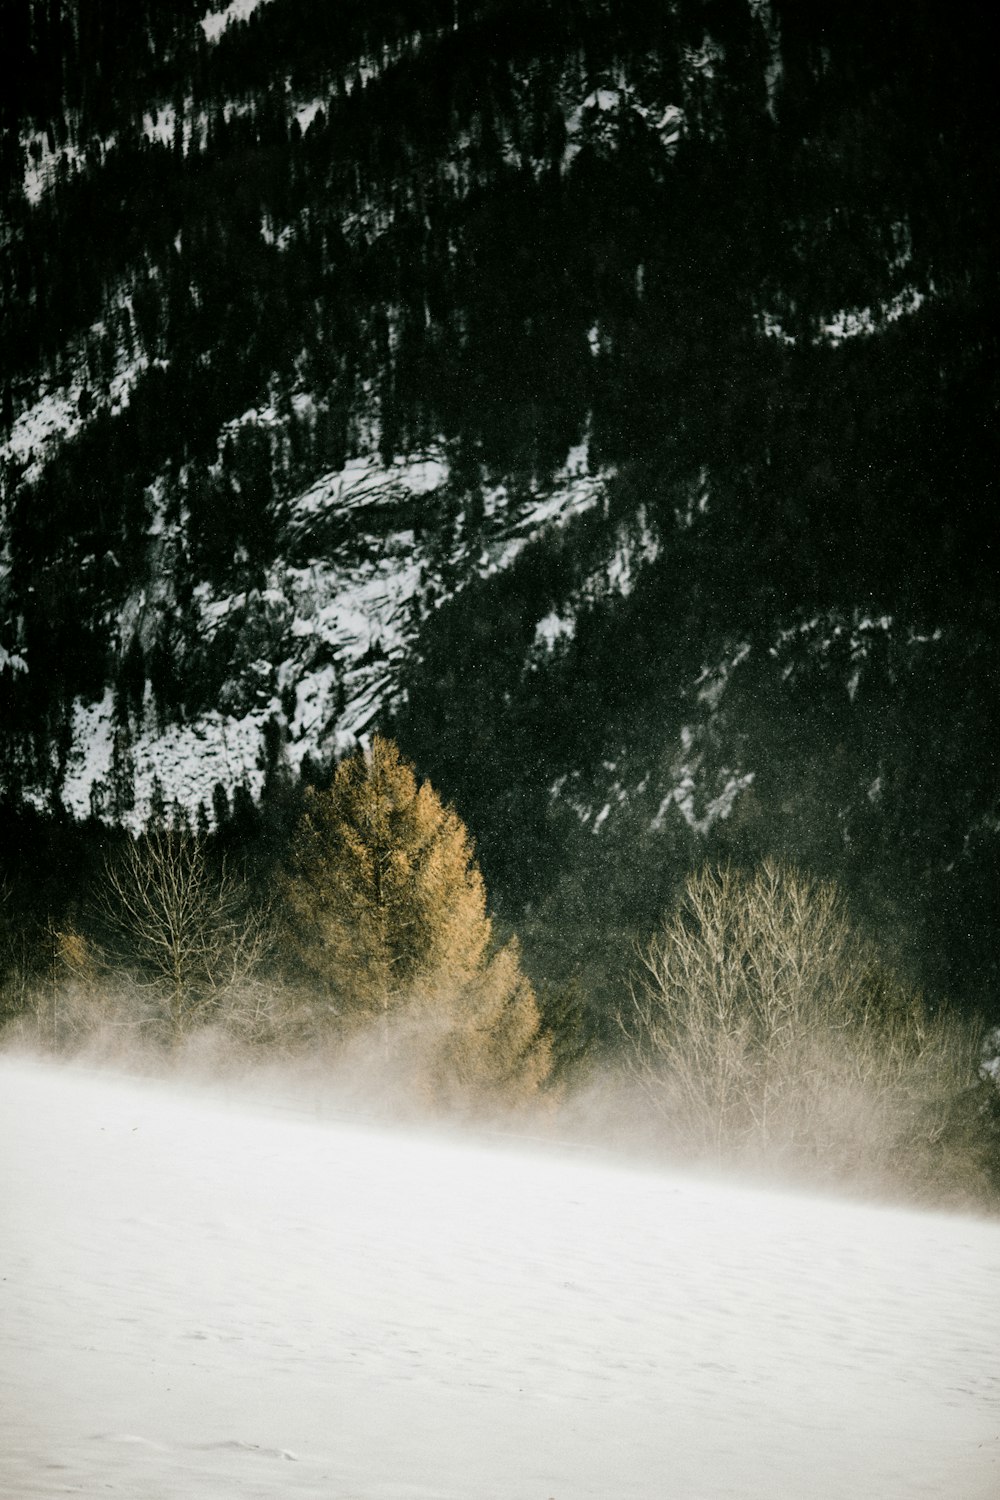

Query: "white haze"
left=2, top=1054, right=999, bottom=1499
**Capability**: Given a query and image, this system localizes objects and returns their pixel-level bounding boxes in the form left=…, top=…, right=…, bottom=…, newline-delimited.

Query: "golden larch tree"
left=280, top=735, right=551, bottom=1104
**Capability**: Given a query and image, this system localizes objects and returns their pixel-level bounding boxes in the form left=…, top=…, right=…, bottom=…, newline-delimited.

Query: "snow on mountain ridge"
left=2, top=332, right=164, bottom=486
left=201, top=0, right=276, bottom=45
left=18, top=16, right=434, bottom=207
left=758, top=284, right=932, bottom=349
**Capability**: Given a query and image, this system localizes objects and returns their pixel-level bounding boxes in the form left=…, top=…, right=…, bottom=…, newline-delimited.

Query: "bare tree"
left=618, top=861, right=981, bottom=1180
left=0, top=880, right=31, bottom=1028
left=97, top=828, right=270, bottom=1039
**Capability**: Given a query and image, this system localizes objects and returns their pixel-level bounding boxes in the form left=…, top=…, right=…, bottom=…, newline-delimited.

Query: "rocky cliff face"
left=1, top=0, right=996, bottom=1005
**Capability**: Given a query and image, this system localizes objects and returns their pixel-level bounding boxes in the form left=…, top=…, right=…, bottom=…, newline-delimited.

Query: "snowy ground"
left=2, top=1055, right=999, bottom=1499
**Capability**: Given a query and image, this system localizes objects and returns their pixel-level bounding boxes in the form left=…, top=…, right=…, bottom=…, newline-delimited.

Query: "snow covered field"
left=2, top=1055, right=998, bottom=1499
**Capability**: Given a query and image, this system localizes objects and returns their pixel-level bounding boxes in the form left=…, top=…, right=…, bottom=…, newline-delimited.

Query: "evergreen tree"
left=279, top=735, right=551, bottom=1103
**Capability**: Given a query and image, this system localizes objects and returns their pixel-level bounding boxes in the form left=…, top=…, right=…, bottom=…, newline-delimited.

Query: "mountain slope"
left=1, top=0, right=996, bottom=1008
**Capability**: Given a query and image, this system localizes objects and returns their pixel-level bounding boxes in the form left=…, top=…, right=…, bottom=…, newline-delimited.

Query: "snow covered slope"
left=2, top=1055, right=998, bottom=1499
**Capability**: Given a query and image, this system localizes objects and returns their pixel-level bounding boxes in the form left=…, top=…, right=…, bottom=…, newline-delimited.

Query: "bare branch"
left=96, top=830, right=270, bottom=1039
left=616, top=862, right=980, bottom=1176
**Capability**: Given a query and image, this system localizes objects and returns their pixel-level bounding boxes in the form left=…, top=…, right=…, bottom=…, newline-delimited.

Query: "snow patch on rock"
left=759, top=285, right=932, bottom=349
left=2, top=300, right=161, bottom=485
left=52, top=688, right=272, bottom=827
left=26, top=441, right=617, bottom=825
left=201, top=0, right=275, bottom=44
left=563, top=73, right=684, bottom=169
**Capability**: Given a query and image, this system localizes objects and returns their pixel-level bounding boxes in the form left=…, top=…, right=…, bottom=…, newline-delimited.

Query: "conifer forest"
left=1, top=0, right=998, bottom=1198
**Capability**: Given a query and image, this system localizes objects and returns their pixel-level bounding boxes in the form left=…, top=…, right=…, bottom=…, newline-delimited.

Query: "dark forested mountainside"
left=0, top=0, right=996, bottom=1016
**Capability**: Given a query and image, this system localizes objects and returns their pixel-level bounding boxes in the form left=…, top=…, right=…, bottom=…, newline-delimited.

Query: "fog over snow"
left=2, top=1056, right=999, bottom=1499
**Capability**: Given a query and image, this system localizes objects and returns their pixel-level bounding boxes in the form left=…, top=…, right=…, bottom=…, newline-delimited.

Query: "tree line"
left=1, top=736, right=997, bottom=1205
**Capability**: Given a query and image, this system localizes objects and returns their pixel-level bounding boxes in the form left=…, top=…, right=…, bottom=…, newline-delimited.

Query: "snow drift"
left=1, top=1055, right=998, bottom=1498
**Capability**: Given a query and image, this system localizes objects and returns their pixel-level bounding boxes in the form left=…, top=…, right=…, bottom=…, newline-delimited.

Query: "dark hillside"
left=1, top=0, right=996, bottom=1017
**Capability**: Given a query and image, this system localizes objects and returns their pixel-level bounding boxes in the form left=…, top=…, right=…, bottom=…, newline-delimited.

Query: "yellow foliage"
left=428, top=940, right=555, bottom=1110
left=282, top=737, right=487, bottom=1009
left=54, top=927, right=96, bottom=982
left=280, top=736, right=551, bottom=1104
